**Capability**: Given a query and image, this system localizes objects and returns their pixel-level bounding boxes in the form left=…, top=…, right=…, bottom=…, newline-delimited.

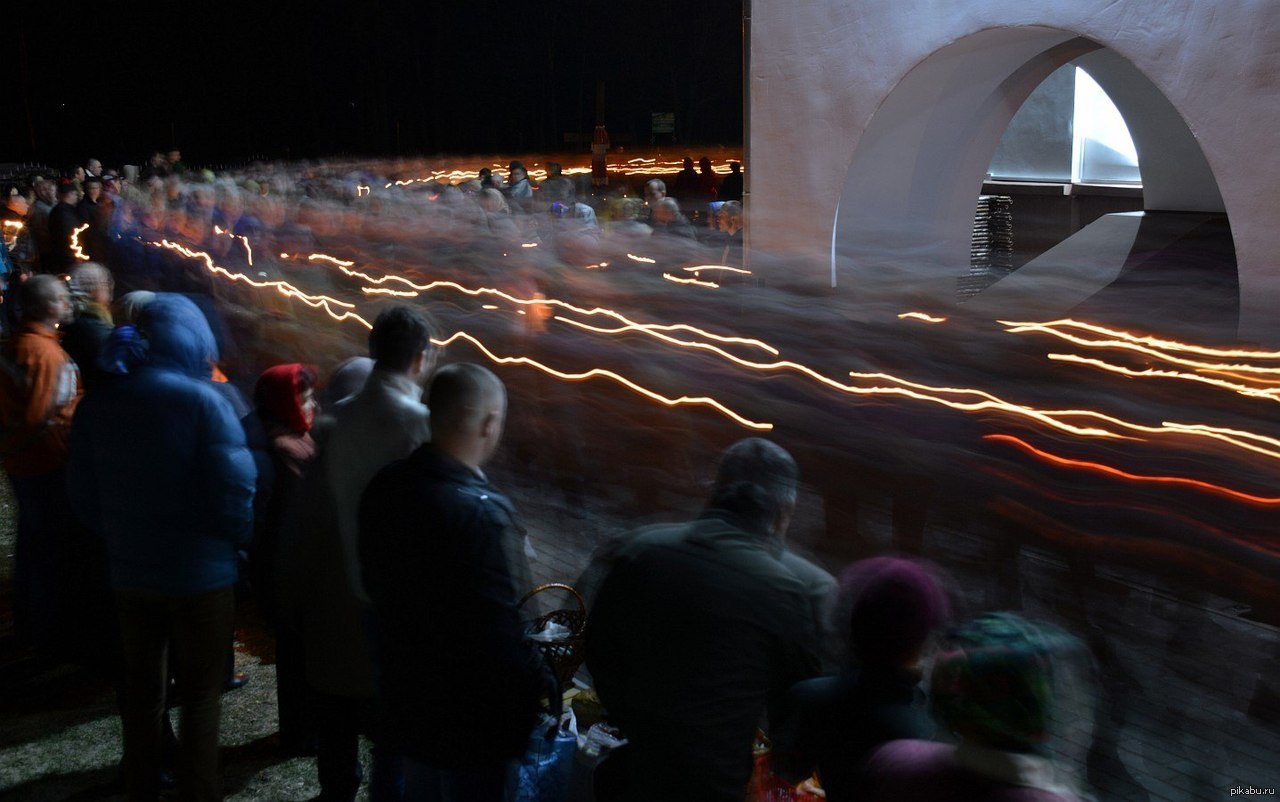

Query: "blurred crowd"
left=0, top=150, right=1099, bottom=802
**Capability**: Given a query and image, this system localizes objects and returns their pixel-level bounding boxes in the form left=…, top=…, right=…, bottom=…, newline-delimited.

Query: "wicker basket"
left=518, top=582, right=587, bottom=687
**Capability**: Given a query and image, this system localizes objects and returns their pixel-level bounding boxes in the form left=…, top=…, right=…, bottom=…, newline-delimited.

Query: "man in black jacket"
left=47, top=182, right=81, bottom=273
left=585, top=438, right=824, bottom=802
left=359, top=363, right=548, bottom=801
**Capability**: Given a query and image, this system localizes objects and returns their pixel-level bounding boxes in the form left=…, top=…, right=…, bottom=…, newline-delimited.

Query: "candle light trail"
left=1001, top=319, right=1280, bottom=379
left=1047, top=353, right=1280, bottom=401
left=898, top=312, right=948, bottom=323
left=434, top=331, right=772, bottom=431
left=70, top=224, right=90, bottom=262
left=662, top=273, right=719, bottom=288
left=985, top=433, right=1280, bottom=506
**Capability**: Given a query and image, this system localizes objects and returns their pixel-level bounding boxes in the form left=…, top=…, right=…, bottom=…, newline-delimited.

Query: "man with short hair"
left=651, top=197, right=696, bottom=239
left=63, top=262, right=115, bottom=388
left=86, top=158, right=103, bottom=178
left=640, top=178, right=666, bottom=225
left=586, top=438, right=825, bottom=802
left=27, top=178, right=56, bottom=269
left=280, top=304, right=437, bottom=801
left=1, top=275, right=80, bottom=650
left=360, top=363, right=550, bottom=801
left=47, top=182, right=82, bottom=272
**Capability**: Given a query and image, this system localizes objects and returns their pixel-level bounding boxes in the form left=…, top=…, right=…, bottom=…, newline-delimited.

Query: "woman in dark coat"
left=247, top=362, right=320, bottom=754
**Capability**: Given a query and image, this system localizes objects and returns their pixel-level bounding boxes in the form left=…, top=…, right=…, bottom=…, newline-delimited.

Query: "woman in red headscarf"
left=249, top=363, right=320, bottom=755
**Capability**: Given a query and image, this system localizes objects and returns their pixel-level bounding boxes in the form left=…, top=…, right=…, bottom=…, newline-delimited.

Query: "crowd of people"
left=0, top=152, right=1097, bottom=802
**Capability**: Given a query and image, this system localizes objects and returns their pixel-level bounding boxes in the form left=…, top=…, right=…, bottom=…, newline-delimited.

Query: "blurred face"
left=36, top=181, right=55, bottom=203
left=299, top=387, right=318, bottom=428
left=51, top=283, right=74, bottom=325
left=87, top=160, right=102, bottom=175
left=644, top=182, right=664, bottom=206
left=653, top=203, right=675, bottom=225
left=85, top=183, right=102, bottom=201
left=73, top=167, right=85, bottom=182
left=167, top=150, right=182, bottom=164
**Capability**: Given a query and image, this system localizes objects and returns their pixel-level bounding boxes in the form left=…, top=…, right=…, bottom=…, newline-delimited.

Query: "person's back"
left=586, top=439, right=823, bottom=801
left=772, top=557, right=952, bottom=801
left=68, top=293, right=254, bottom=802
left=70, top=293, right=254, bottom=593
left=360, top=363, right=547, bottom=799
left=861, top=613, right=1094, bottom=802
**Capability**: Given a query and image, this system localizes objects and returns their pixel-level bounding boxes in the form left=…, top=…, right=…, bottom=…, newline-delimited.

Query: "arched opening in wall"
left=834, top=28, right=1238, bottom=339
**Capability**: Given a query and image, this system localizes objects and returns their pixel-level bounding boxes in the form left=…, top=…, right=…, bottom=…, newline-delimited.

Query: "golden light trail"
left=70, top=224, right=90, bottom=262
left=357, top=185, right=371, bottom=197
left=362, top=287, right=420, bottom=298
left=214, top=226, right=255, bottom=267
left=522, top=243, right=539, bottom=248
left=848, top=368, right=1280, bottom=460
left=683, top=265, right=752, bottom=276
left=310, top=257, right=781, bottom=354
left=899, top=312, right=948, bottom=324
left=662, top=273, right=719, bottom=289
left=308, top=253, right=355, bottom=267
left=149, top=234, right=766, bottom=431
left=482, top=304, right=499, bottom=310
left=233, top=240, right=1280, bottom=464
left=434, top=331, right=772, bottom=431
left=985, top=434, right=1280, bottom=506
left=626, top=253, right=656, bottom=264
left=1047, top=353, right=1280, bottom=401
left=1005, top=318, right=1280, bottom=361
left=148, top=239, right=371, bottom=328
left=1001, top=319, right=1280, bottom=379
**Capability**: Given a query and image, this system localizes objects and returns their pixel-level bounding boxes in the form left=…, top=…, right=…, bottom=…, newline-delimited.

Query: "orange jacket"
left=1, top=322, right=83, bottom=477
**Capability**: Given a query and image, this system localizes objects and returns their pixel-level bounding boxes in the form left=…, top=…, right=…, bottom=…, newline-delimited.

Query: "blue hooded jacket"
left=69, top=294, right=256, bottom=594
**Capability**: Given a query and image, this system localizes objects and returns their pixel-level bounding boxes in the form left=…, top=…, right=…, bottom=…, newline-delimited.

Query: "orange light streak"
left=662, top=273, right=719, bottom=289
left=985, top=434, right=1280, bottom=506
left=482, top=304, right=499, bottom=310
left=626, top=253, right=656, bottom=264
left=898, top=312, right=948, bottom=323
left=433, top=331, right=771, bottom=431
left=521, top=242, right=539, bottom=248
left=70, top=224, right=90, bottom=261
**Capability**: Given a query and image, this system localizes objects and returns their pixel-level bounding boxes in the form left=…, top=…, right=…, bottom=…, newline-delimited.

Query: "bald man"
left=359, top=364, right=550, bottom=801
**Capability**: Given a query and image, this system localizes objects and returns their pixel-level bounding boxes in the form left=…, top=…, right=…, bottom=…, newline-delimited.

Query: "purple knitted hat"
left=841, top=557, right=951, bottom=666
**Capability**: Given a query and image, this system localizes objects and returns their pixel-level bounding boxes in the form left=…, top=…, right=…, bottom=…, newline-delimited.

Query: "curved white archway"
left=749, top=1, right=1280, bottom=341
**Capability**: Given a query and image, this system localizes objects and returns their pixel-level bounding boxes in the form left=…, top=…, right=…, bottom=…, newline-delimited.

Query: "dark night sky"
left=4, top=0, right=745, bottom=168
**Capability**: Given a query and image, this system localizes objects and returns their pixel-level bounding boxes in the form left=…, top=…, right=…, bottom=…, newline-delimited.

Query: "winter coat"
left=68, top=294, right=256, bottom=595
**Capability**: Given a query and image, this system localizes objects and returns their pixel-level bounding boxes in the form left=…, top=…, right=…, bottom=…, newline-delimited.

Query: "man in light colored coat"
left=279, top=304, right=437, bottom=802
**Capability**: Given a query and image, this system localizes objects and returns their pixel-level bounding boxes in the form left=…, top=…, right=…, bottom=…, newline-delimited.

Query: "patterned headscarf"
left=930, top=612, right=1085, bottom=754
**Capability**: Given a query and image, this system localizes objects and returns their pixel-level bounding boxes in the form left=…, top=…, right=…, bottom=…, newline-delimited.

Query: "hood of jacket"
left=139, top=293, right=217, bottom=378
